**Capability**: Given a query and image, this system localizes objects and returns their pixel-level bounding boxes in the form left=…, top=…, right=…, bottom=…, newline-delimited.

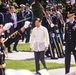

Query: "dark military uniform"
left=51, top=14, right=64, bottom=58
left=42, top=16, right=53, bottom=58
left=0, top=42, right=5, bottom=75
left=65, top=20, right=76, bottom=74
left=0, top=12, right=4, bottom=25
left=25, top=4, right=33, bottom=43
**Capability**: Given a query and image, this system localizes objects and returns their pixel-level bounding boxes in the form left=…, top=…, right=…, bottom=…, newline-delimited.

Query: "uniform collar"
left=69, top=19, right=75, bottom=23
left=36, top=25, right=42, bottom=28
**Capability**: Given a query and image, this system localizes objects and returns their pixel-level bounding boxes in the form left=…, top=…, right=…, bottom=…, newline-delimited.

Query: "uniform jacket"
left=17, top=10, right=26, bottom=29
left=25, top=10, right=33, bottom=22
left=65, top=20, right=76, bottom=50
left=4, top=12, right=16, bottom=38
left=0, top=12, right=4, bottom=24
left=42, top=16, right=52, bottom=32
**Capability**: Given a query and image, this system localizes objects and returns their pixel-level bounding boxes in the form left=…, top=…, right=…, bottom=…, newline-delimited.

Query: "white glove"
left=3, top=22, right=13, bottom=30
left=24, top=21, right=30, bottom=28
left=51, top=33, right=55, bottom=37
left=51, top=24, right=54, bottom=27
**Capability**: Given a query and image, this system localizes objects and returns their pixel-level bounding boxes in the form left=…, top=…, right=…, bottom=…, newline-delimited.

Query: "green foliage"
left=55, top=0, right=66, bottom=5
left=32, top=3, right=43, bottom=19
left=15, top=0, right=28, bottom=6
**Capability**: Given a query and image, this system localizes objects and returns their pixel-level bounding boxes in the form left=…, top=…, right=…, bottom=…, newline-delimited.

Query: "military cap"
left=20, top=4, right=25, bottom=7
left=57, top=4, right=62, bottom=9
left=67, top=12, right=75, bottom=18
left=66, top=1, right=71, bottom=4
left=45, top=5, right=50, bottom=10
left=25, top=3, right=30, bottom=7
left=51, top=8, right=56, bottom=12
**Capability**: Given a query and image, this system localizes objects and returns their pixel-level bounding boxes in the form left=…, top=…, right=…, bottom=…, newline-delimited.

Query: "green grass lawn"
left=6, top=60, right=75, bottom=71
left=8, top=43, right=76, bottom=71
left=11, top=43, right=30, bottom=52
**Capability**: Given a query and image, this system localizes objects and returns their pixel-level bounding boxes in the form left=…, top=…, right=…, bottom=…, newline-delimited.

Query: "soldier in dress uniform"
left=0, top=21, right=30, bottom=75
left=42, top=6, right=57, bottom=59
left=51, top=8, right=64, bottom=58
left=17, top=4, right=26, bottom=41
left=0, top=25, right=6, bottom=75
left=66, top=1, right=72, bottom=13
left=0, top=21, right=31, bottom=50
left=65, top=12, right=76, bottom=74
left=25, top=3, right=33, bottom=43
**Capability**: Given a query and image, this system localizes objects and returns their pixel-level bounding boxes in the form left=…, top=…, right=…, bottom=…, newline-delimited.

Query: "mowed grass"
left=7, top=44, right=76, bottom=71
left=6, top=60, right=75, bottom=71
left=11, top=43, right=30, bottom=52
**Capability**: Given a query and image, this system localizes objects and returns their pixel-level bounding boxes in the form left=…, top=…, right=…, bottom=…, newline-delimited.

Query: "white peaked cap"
left=20, top=4, right=25, bottom=7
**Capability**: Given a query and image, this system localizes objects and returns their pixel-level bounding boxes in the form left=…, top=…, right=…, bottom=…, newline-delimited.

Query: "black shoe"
left=51, top=57, right=58, bottom=59
left=13, top=49, right=18, bottom=52
left=8, top=51, right=12, bottom=53
left=45, top=54, right=50, bottom=57
left=58, top=55, right=64, bottom=58
left=35, top=72, right=41, bottom=75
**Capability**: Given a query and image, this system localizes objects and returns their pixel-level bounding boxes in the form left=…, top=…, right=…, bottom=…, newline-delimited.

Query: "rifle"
left=13, top=17, right=31, bottom=25
left=49, top=1, right=65, bottom=55
left=39, top=3, right=61, bottom=57
left=39, top=3, right=52, bottom=24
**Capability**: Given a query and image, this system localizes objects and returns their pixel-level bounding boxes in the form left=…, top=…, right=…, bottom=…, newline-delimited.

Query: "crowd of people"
left=0, top=1, right=33, bottom=53
left=0, top=0, right=76, bottom=75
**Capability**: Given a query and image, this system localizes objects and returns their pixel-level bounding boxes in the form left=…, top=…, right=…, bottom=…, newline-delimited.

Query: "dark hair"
left=32, top=18, right=41, bottom=28
left=34, top=18, right=41, bottom=22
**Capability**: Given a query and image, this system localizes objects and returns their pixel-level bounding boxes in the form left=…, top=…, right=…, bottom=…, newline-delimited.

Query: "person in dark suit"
left=4, top=6, right=18, bottom=53
left=65, top=12, right=76, bottom=74
left=0, top=1, right=9, bottom=14
left=0, top=12, right=4, bottom=25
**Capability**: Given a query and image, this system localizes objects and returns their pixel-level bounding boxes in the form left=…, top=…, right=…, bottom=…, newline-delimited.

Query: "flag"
left=70, top=0, right=75, bottom=5
left=28, top=0, right=36, bottom=5
left=46, top=0, right=55, bottom=6
left=50, top=0, right=55, bottom=5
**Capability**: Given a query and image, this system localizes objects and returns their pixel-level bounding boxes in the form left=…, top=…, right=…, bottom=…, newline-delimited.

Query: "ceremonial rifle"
left=39, top=3, right=60, bottom=57
left=49, top=1, right=65, bottom=55
left=13, top=17, right=31, bottom=25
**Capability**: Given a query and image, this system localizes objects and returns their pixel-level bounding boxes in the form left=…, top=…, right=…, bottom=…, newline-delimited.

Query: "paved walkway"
left=5, top=51, right=76, bottom=75
left=5, top=51, right=75, bottom=64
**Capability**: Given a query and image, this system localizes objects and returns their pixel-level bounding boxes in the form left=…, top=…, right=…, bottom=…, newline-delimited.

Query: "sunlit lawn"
left=7, top=43, right=76, bottom=71
left=11, top=43, right=30, bottom=52
left=6, top=60, right=75, bottom=71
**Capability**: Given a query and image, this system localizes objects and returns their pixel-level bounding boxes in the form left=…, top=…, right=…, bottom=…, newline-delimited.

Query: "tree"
left=15, top=0, right=28, bottom=6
